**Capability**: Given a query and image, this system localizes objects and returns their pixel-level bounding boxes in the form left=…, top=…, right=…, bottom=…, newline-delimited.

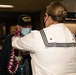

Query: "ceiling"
left=0, top=0, right=62, bottom=13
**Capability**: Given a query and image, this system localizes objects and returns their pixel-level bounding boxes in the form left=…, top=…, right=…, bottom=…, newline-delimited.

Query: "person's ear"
left=16, top=25, right=22, bottom=32
left=45, top=15, right=49, bottom=22
left=44, top=15, right=49, bottom=25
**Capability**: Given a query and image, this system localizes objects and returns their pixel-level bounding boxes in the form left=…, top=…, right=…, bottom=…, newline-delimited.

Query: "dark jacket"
left=0, top=34, right=15, bottom=75
left=0, top=34, right=32, bottom=75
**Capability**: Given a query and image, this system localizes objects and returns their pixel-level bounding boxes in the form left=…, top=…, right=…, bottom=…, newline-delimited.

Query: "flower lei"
left=7, top=29, right=22, bottom=74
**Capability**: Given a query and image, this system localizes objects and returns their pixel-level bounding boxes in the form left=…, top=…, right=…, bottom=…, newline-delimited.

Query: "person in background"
left=0, top=14, right=32, bottom=75
left=12, top=2, right=76, bottom=75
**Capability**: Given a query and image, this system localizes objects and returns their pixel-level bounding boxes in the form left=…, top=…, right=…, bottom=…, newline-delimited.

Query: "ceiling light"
left=0, top=4, right=14, bottom=8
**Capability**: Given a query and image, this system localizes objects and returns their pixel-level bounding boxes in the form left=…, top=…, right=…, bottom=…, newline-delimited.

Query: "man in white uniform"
left=12, top=2, right=76, bottom=75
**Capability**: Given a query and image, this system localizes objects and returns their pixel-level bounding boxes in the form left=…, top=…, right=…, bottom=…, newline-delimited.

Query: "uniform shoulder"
left=30, top=30, right=42, bottom=38
left=31, top=30, right=40, bottom=34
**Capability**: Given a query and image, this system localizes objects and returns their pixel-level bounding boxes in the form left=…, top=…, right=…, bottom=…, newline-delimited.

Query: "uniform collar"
left=49, top=23, right=64, bottom=27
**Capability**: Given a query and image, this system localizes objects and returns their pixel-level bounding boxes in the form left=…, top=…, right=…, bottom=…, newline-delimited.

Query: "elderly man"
left=0, top=14, right=32, bottom=75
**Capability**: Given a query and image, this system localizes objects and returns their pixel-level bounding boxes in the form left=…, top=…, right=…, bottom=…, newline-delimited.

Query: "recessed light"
left=0, top=4, right=14, bottom=8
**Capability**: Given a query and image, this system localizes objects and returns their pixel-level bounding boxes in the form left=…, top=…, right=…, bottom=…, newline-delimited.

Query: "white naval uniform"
left=12, top=23, right=76, bottom=75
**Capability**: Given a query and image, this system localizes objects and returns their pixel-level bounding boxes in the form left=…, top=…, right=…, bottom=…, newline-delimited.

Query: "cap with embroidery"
left=17, top=14, right=32, bottom=26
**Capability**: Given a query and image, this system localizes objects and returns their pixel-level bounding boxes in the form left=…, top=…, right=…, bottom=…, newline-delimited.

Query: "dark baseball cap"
left=17, top=14, right=32, bottom=26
